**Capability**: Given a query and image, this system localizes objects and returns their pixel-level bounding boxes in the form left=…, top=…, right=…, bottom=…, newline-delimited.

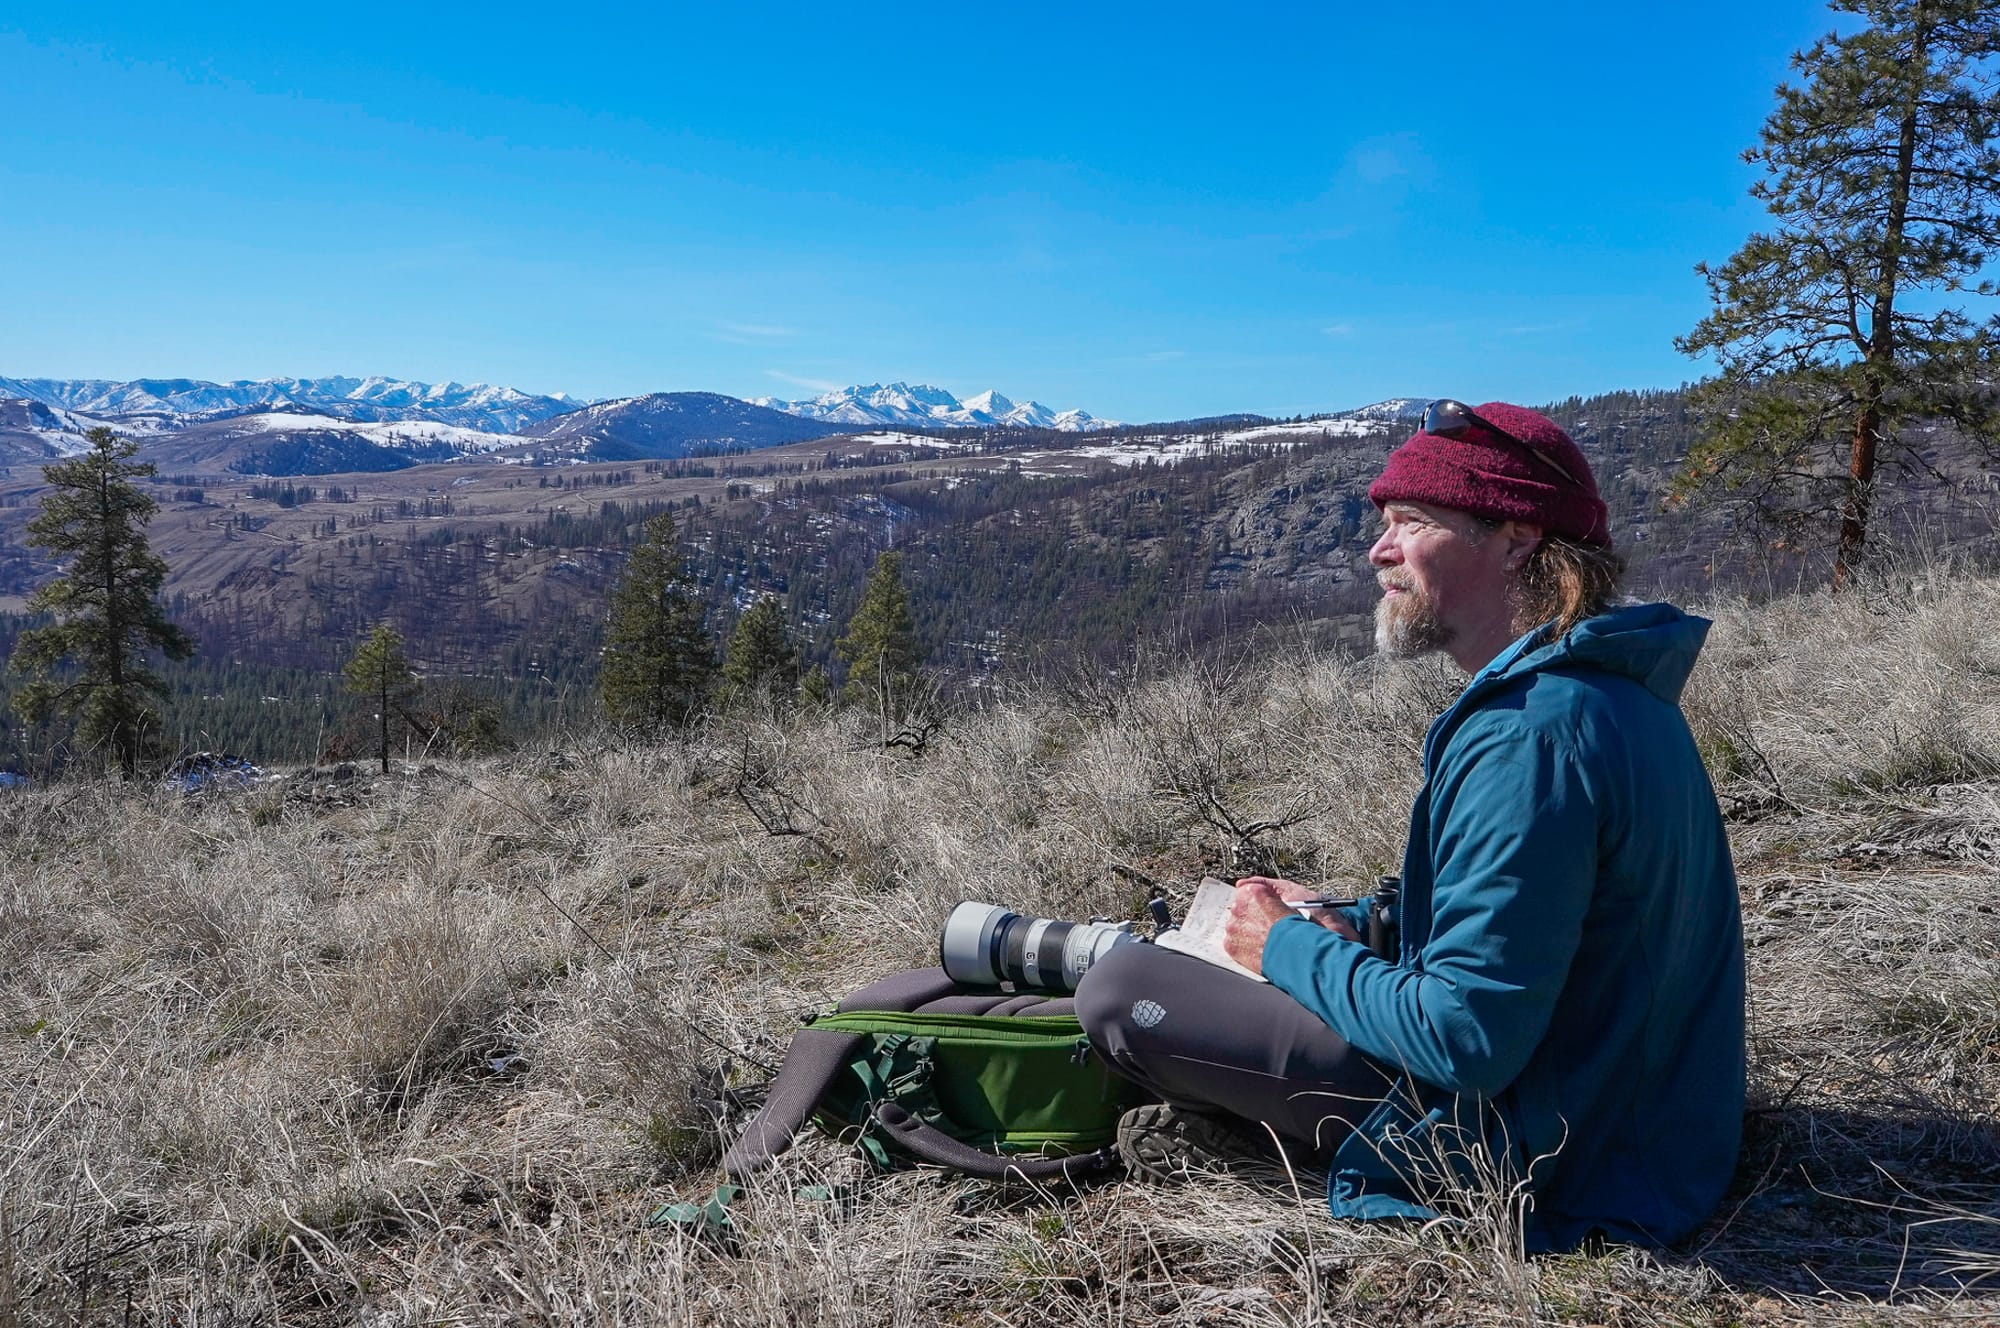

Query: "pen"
left=1291, top=897, right=1360, bottom=910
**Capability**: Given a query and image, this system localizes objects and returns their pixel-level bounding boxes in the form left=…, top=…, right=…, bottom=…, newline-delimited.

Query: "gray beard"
left=1374, top=586, right=1454, bottom=659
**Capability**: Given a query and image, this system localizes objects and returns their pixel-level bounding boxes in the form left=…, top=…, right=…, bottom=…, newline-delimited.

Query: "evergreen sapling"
left=344, top=622, right=418, bottom=775
left=836, top=551, right=923, bottom=713
left=600, top=513, right=716, bottom=731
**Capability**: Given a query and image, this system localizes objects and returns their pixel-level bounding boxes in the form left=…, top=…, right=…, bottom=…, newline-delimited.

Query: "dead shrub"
left=331, top=884, right=525, bottom=1107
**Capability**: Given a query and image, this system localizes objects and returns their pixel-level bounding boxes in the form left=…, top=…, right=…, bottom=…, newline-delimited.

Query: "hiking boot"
left=1115, top=1102, right=1270, bottom=1182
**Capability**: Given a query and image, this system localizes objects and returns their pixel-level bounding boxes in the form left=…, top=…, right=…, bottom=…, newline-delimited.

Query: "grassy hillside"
left=2, top=569, right=1997, bottom=1325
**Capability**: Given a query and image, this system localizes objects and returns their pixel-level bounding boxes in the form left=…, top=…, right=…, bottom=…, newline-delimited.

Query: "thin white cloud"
left=764, top=369, right=842, bottom=393
left=1145, top=350, right=1187, bottom=361
left=1321, top=323, right=1355, bottom=337
left=1344, top=131, right=1431, bottom=187
left=1326, top=132, right=1436, bottom=224
left=711, top=322, right=801, bottom=345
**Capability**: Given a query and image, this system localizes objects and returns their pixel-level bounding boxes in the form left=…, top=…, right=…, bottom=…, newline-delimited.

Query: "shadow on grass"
left=1687, top=1103, right=2000, bottom=1302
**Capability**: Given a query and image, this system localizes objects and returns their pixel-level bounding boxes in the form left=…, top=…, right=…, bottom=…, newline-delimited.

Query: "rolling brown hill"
left=0, top=386, right=1994, bottom=758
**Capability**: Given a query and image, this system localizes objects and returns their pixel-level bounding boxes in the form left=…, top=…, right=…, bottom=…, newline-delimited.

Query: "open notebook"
left=1152, top=876, right=1269, bottom=983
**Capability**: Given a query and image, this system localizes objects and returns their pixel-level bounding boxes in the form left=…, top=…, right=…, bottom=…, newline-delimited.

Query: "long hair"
left=1515, top=535, right=1626, bottom=637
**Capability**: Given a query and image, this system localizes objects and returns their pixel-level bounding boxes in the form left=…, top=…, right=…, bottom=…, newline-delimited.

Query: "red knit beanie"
left=1367, top=402, right=1611, bottom=547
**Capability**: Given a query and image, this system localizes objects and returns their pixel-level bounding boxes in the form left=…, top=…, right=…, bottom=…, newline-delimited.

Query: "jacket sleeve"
left=1263, top=713, right=1598, bottom=1098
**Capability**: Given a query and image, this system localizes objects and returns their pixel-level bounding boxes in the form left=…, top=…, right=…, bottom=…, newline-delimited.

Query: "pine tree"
left=599, top=513, right=715, bottom=731
left=799, top=663, right=833, bottom=708
left=720, top=596, right=800, bottom=706
left=836, top=550, right=922, bottom=708
left=1674, top=0, right=2000, bottom=584
left=9, top=428, right=194, bottom=778
left=344, top=623, right=417, bottom=775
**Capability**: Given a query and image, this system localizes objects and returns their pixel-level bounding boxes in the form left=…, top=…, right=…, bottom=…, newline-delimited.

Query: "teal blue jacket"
left=1262, top=603, right=1745, bottom=1250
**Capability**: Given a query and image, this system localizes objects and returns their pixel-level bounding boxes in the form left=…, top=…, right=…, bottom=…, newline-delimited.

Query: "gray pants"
left=1074, top=942, right=1393, bottom=1160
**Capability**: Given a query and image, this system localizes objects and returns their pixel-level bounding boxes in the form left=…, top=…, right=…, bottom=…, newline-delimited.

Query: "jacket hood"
left=1487, top=602, right=1711, bottom=704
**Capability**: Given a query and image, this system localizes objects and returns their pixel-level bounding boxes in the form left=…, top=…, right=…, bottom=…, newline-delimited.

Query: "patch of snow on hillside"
left=1006, top=417, right=1393, bottom=476
left=848, top=431, right=976, bottom=450
left=237, top=413, right=520, bottom=452
left=1227, top=418, right=1388, bottom=440
left=31, top=429, right=96, bottom=457
left=20, top=404, right=174, bottom=456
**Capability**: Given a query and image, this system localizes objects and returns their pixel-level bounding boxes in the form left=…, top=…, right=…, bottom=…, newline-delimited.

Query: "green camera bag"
left=723, top=967, right=1146, bottom=1182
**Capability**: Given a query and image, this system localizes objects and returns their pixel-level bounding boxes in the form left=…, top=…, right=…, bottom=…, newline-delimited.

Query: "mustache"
left=1378, top=570, right=1416, bottom=593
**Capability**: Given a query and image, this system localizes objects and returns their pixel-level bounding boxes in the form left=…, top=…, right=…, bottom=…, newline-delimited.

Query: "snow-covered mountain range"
left=752, top=382, right=1117, bottom=432
left=0, top=376, right=576, bottom=434
left=512, top=392, right=846, bottom=462
left=0, top=375, right=1121, bottom=441
left=0, top=371, right=1414, bottom=476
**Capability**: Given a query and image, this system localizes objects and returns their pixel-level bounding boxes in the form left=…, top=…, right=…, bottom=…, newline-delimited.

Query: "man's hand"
left=1237, top=875, right=1363, bottom=942
left=1222, top=879, right=1302, bottom=975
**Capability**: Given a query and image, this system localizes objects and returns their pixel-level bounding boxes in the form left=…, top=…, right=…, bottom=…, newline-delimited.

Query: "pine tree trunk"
left=1833, top=7, right=1928, bottom=590
left=1835, top=399, right=1883, bottom=588
left=99, top=465, right=136, bottom=780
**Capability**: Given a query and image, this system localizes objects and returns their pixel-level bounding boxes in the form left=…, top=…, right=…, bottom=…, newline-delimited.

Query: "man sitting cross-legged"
left=1075, top=400, right=1745, bottom=1252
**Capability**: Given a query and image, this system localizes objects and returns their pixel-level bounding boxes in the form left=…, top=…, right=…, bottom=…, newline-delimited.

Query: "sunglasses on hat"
left=1421, top=398, right=1584, bottom=489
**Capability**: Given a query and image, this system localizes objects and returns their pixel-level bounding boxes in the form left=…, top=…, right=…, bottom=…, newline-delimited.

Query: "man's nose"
left=1369, top=528, right=1398, bottom=567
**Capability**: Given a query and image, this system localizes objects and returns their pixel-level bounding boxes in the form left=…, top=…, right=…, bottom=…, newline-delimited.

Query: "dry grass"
left=3, top=574, right=1999, bottom=1325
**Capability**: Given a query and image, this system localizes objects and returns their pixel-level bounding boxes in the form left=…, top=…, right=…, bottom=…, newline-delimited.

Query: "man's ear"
left=1502, top=521, right=1544, bottom=571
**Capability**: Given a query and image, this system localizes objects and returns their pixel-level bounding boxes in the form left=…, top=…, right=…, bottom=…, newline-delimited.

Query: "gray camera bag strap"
left=724, top=968, right=963, bottom=1176
left=723, top=1025, right=864, bottom=1176
left=867, top=1102, right=1115, bottom=1182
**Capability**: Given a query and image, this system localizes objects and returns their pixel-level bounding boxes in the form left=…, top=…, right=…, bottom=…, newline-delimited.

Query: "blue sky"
left=2, top=2, right=1841, bottom=422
